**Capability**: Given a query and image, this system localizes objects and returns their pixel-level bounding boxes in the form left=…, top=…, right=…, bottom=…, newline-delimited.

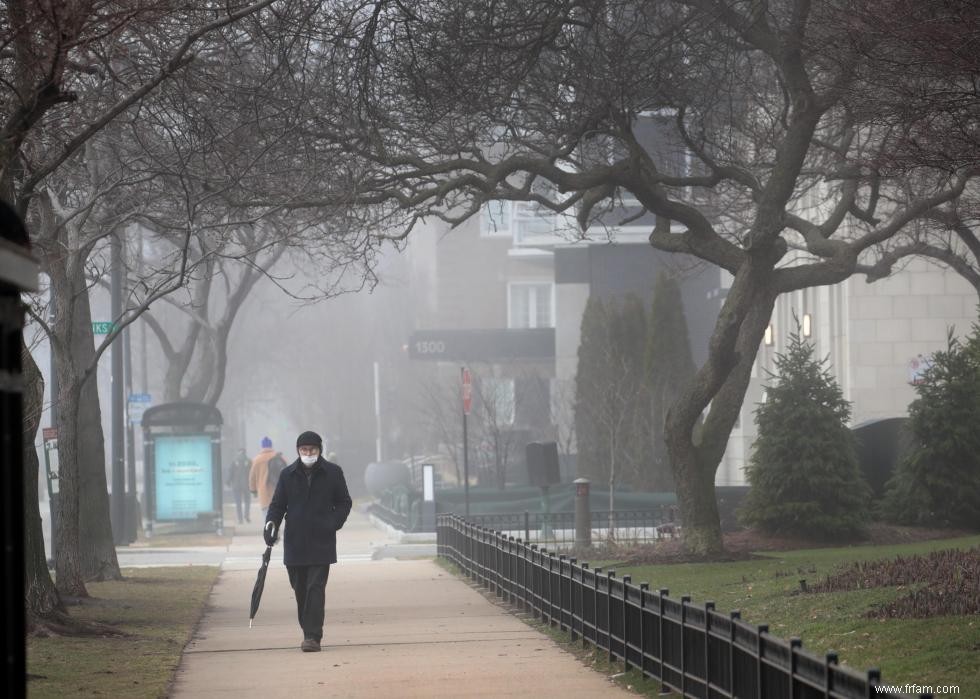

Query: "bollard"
left=574, top=477, right=591, bottom=549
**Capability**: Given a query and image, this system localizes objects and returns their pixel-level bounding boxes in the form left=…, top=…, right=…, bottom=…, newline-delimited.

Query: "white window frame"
left=479, top=200, right=513, bottom=238
left=507, top=281, right=555, bottom=329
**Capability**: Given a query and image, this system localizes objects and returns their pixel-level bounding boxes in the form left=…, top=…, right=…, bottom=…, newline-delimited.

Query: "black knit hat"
left=296, top=430, right=323, bottom=449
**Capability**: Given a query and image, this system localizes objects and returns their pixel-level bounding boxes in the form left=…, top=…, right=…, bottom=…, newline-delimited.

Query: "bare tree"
left=549, top=377, right=577, bottom=468
left=413, top=371, right=465, bottom=485
left=286, top=0, right=980, bottom=554
left=2, top=0, right=312, bottom=606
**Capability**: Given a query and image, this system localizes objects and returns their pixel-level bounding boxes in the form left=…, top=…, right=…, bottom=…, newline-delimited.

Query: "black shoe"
left=301, top=639, right=321, bottom=652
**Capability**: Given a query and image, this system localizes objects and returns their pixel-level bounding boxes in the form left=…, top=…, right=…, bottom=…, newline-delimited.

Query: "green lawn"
left=27, top=566, right=220, bottom=699
left=592, top=535, right=980, bottom=696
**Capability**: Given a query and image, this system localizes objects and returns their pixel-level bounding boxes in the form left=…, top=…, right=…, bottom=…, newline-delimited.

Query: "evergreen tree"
left=610, top=294, right=650, bottom=492
left=644, top=274, right=696, bottom=491
left=883, top=327, right=980, bottom=528
left=574, top=295, right=609, bottom=482
left=740, top=331, right=870, bottom=539
left=574, top=293, right=648, bottom=496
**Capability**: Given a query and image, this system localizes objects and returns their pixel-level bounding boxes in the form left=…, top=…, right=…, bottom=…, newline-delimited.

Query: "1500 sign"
left=414, top=340, right=446, bottom=354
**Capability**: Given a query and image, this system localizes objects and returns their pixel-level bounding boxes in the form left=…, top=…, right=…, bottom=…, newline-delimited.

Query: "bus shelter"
left=141, top=402, right=223, bottom=536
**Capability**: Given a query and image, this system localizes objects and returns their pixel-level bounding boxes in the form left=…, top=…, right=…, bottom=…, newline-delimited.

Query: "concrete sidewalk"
left=171, top=509, right=632, bottom=698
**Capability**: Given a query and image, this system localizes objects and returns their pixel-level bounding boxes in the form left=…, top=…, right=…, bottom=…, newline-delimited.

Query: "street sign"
left=461, top=367, right=472, bottom=415
left=42, top=427, right=58, bottom=441
left=908, top=355, right=933, bottom=385
left=128, top=393, right=152, bottom=425
left=92, top=321, right=115, bottom=334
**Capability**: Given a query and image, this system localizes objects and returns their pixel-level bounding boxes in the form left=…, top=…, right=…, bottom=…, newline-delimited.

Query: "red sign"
left=42, top=427, right=58, bottom=441
left=461, top=367, right=472, bottom=415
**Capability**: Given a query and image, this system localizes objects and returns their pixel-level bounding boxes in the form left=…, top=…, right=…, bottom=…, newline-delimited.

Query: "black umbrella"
left=249, top=544, right=273, bottom=627
left=249, top=524, right=277, bottom=627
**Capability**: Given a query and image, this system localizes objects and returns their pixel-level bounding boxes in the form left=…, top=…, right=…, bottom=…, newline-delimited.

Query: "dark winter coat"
left=265, top=457, right=353, bottom=566
left=226, top=455, right=252, bottom=494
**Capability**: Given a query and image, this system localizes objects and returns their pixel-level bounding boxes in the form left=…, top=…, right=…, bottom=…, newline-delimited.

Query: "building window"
left=482, top=377, right=515, bottom=425
left=481, top=195, right=561, bottom=245
left=480, top=200, right=513, bottom=237
left=508, top=282, right=554, bottom=328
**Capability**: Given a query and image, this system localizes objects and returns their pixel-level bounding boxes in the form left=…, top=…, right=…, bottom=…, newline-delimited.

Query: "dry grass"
left=26, top=566, right=220, bottom=698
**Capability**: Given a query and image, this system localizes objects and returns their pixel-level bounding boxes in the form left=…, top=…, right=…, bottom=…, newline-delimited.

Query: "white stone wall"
left=721, top=259, right=977, bottom=486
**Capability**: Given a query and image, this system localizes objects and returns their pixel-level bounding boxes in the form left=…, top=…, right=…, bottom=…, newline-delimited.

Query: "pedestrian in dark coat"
left=264, top=430, right=352, bottom=652
left=226, top=448, right=252, bottom=524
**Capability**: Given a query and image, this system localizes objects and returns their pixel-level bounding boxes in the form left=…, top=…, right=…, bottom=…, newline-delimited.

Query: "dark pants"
left=232, top=489, right=251, bottom=523
left=287, top=564, right=331, bottom=641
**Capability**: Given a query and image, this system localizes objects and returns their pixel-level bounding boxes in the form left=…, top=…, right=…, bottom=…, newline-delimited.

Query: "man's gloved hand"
left=263, top=521, right=278, bottom=546
left=250, top=490, right=257, bottom=497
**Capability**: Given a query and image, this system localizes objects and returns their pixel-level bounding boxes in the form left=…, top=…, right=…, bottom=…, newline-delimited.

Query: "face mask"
left=300, top=454, right=318, bottom=466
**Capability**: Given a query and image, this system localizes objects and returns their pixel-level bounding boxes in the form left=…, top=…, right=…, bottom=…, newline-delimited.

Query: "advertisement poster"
left=154, top=435, right=214, bottom=520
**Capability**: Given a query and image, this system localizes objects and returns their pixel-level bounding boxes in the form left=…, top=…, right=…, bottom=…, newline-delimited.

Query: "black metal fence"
left=437, top=514, right=930, bottom=699
left=367, top=501, right=412, bottom=532
left=469, top=507, right=680, bottom=548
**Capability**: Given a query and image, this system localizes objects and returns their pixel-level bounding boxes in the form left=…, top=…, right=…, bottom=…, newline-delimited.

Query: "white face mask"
left=300, top=454, right=319, bottom=466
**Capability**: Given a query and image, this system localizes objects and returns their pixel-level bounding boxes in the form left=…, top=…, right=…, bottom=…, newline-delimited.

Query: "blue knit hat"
left=261, top=436, right=272, bottom=448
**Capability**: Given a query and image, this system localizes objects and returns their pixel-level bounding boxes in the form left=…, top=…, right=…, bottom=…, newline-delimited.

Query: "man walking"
left=248, top=437, right=278, bottom=518
left=264, top=430, right=352, bottom=652
left=226, top=448, right=252, bottom=523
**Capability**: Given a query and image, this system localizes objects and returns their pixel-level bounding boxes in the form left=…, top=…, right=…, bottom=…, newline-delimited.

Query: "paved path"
left=171, top=508, right=632, bottom=698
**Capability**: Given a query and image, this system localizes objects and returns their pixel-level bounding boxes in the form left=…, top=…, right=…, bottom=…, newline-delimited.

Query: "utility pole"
left=110, top=232, right=126, bottom=545
left=123, top=316, right=137, bottom=543
left=47, top=297, right=59, bottom=565
left=461, top=366, right=471, bottom=517
left=373, top=361, right=382, bottom=462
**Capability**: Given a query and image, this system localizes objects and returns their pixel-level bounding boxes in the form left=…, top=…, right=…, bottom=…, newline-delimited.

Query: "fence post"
left=606, top=570, right=616, bottom=662
left=558, top=554, right=567, bottom=631
left=825, top=651, right=838, bottom=698
left=790, top=637, right=802, bottom=699
left=593, top=567, right=602, bottom=651
left=622, top=575, right=632, bottom=672
left=639, top=583, right=649, bottom=683
left=524, top=510, right=530, bottom=544
left=680, top=595, right=691, bottom=697
left=581, top=562, right=591, bottom=649
left=704, top=601, right=715, bottom=695
left=569, top=557, right=578, bottom=640
left=729, top=610, right=741, bottom=697
left=658, top=588, right=669, bottom=695
left=546, top=551, right=555, bottom=627
left=757, top=624, right=769, bottom=699
left=866, top=668, right=889, bottom=699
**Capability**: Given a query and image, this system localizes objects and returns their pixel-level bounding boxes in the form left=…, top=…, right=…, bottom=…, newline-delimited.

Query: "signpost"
left=461, top=367, right=471, bottom=517
left=908, top=355, right=933, bottom=385
left=127, top=393, right=152, bottom=425
left=42, top=427, right=59, bottom=562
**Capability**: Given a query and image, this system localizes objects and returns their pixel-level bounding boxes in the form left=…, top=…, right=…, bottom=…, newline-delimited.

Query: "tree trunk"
left=22, top=344, right=67, bottom=628
left=665, top=256, right=779, bottom=556
left=53, top=374, right=87, bottom=598
left=49, top=259, right=120, bottom=595
left=66, top=265, right=121, bottom=581
left=78, top=362, right=121, bottom=582
left=670, top=451, right=723, bottom=555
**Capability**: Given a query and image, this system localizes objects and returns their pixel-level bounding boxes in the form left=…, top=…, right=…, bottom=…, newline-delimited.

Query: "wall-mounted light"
left=764, top=324, right=773, bottom=346
left=802, top=313, right=812, bottom=337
